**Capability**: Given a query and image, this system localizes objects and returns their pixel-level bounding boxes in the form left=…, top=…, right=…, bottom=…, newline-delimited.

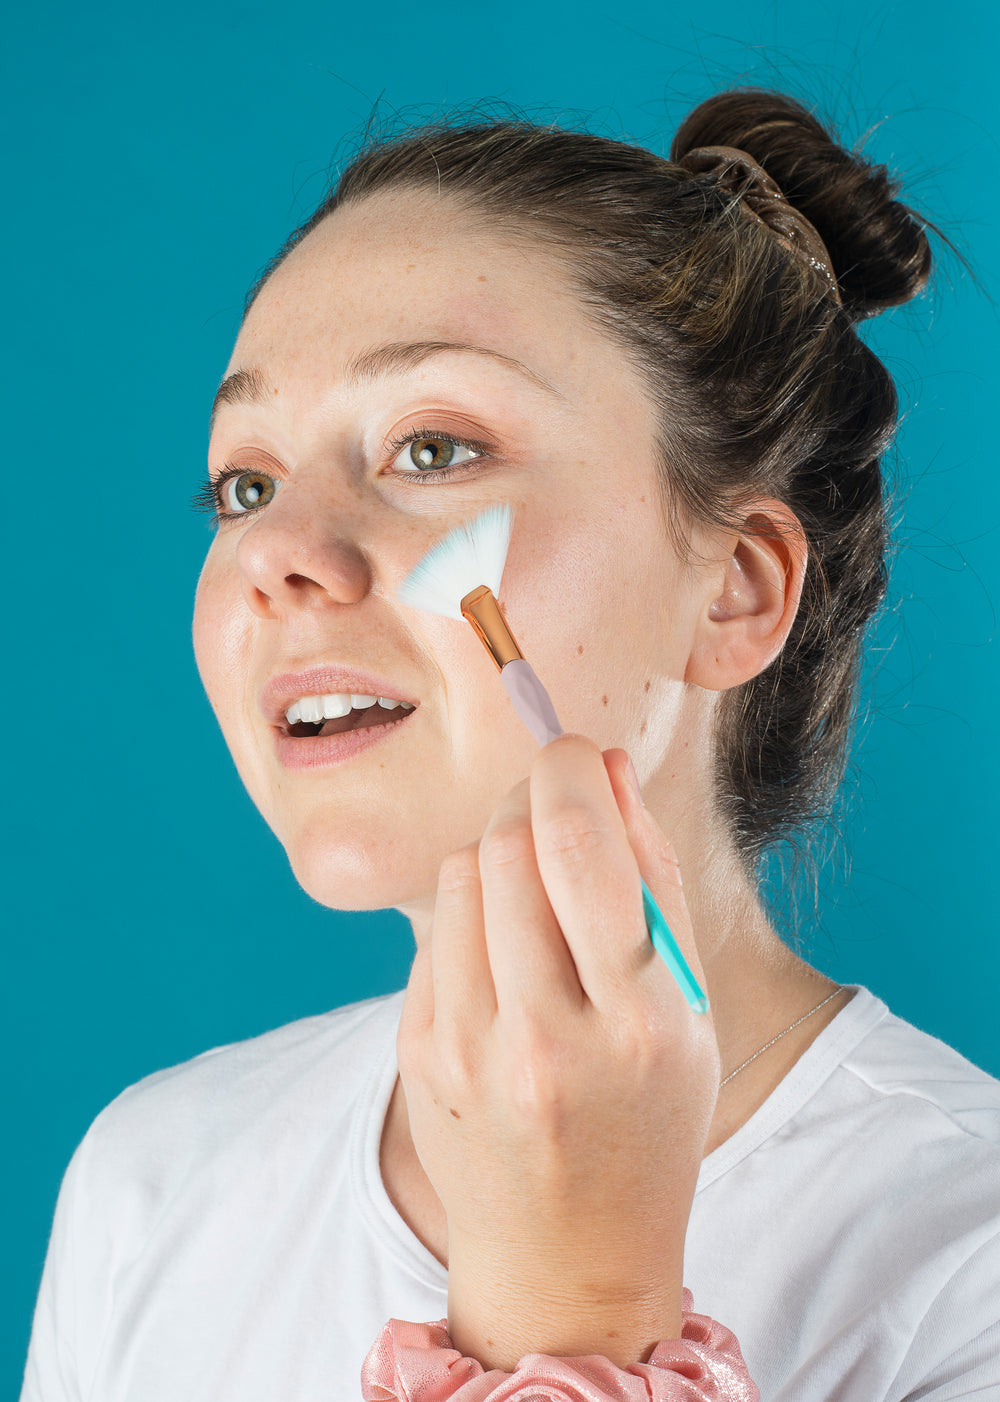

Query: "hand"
left=396, top=734, right=721, bottom=1371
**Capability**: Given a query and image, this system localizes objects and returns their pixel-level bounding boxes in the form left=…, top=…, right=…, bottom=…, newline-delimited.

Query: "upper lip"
left=260, top=665, right=420, bottom=728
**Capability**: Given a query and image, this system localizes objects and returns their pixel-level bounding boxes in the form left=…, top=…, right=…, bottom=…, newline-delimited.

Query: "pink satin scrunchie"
left=361, top=1288, right=759, bottom=1401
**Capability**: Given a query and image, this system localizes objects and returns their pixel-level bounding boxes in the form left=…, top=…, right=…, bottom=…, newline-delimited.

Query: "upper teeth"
left=284, top=693, right=415, bottom=725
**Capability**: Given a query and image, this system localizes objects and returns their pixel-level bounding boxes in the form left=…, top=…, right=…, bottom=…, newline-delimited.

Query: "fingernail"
left=625, top=754, right=645, bottom=806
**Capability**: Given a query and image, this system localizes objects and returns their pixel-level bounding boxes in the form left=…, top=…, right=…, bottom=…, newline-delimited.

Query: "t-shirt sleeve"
left=20, top=1137, right=88, bottom=1402
left=901, top=1322, right=1000, bottom=1400
left=895, top=1231, right=1000, bottom=1401
left=19, top=1124, right=114, bottom=1402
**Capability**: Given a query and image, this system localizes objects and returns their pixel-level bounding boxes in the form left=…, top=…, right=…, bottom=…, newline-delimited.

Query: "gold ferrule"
left=460, top=586, right=524, bottom=671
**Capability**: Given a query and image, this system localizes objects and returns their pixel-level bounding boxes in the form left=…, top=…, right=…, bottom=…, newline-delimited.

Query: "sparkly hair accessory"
left=679, top=144, right=842, bottom=306
left=361, top=1288, right=760, bottom=1399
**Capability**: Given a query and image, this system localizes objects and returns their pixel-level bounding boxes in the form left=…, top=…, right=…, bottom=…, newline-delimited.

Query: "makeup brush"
left=395, top=503, right=708, bottom=1015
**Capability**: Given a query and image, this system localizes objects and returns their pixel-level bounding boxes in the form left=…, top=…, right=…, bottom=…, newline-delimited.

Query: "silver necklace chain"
left=719, top=987, right=846, bottom=1088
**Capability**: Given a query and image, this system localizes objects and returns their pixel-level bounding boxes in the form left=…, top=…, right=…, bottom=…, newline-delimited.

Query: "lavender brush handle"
left=500, top=659, right=565, bottom=745
left=497, top=658, right=709, bottom=1014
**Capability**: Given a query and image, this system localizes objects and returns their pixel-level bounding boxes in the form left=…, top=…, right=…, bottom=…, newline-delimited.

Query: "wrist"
left=446, top=1252, right=685, bottom=1371
left=361, top=1293, right=762, bottom=1402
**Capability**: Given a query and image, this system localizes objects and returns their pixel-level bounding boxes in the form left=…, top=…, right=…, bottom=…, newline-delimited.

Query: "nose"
left=234, top=467, right=374, bottom=621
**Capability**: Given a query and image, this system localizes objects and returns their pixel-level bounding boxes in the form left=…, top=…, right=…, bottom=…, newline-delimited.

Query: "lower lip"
left=272, top=712, right=416, bottom=769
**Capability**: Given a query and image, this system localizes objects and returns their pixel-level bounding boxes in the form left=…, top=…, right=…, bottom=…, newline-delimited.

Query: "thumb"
left=397, top=941, right=434, bottom=1086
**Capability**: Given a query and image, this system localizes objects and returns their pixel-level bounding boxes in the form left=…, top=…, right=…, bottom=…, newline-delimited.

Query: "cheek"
left=495, top=503, right=683, bottom=741
left=501, top=504, right=656, bottom=656
left=192, top=552, right=253, bottom=727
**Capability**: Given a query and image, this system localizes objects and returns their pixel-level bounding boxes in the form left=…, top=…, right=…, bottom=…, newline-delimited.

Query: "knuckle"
left=437, top=846, right=481, bottom=894
left=438, top=1037, right=479, bottom=1097
left=504, top=1025, right=570, bottom=1123
left=610, top=997, right=675, bottom=1070
left=536, top=806, right=608, bottom=864
left=479, top=821, right=535, bottom=871
left=507, top=1060, right=564, bottom=1125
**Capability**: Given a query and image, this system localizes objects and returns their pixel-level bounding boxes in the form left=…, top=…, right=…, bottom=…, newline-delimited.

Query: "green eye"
left=393, top=435, right=482, bottom=476
left=223, top=470, right=278, bottom=513
left=414, top=438, right=450, bottom=469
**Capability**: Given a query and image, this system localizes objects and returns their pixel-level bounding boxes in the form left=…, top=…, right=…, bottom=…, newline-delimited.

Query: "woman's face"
left=193, top=189, right=712, bottom=933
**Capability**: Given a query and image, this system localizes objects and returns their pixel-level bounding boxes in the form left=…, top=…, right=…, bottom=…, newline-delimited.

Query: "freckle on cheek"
left=577, top=644, right=584, bottom=655
left=644, top=680, right=650, bottom=692
left=641, top=721, right=646, bottom=734
left=602, top=695, right=609, bottom=706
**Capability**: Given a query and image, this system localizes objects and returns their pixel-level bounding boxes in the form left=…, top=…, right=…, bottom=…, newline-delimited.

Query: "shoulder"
left=69, top=989, right=405, bottom=1201
left=835, top=999, right=1000, bottom=1378
left=841, top=991, right=1000, bottom=1145
left=817, top=990, right=1000, bottom=1251
left=28, top=992, right=407, bottom=1394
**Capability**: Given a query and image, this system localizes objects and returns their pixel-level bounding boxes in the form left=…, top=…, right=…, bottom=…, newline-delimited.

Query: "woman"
left=21, top=87, right=1000, bottom=1400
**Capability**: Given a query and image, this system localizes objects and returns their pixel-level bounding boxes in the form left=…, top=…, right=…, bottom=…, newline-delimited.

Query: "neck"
left=381, top=829, right=848, bottom=1268
left=632, top=724, right=841, bottom=1092
left=397, top=708, right=846, bottom=1139
left=680, top=832, right=844, bottom=1091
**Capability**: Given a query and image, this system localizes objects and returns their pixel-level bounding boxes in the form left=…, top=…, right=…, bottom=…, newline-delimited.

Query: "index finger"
left=528, top=733, right=651, bottom=999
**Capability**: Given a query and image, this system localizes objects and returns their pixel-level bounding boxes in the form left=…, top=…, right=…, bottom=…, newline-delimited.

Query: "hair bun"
left=670, top=87, right=932, bottom=320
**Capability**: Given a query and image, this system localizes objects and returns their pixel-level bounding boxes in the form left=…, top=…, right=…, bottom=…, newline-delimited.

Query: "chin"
left=284, top=828, right=438, bottom=914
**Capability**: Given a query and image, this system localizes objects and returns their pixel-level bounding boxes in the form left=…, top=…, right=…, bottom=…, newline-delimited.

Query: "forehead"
left=230, top=191, right=625, bottom=400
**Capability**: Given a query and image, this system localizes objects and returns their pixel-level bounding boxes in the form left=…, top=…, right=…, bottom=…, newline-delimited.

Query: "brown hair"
left=241, top=88, right=957, bottom=886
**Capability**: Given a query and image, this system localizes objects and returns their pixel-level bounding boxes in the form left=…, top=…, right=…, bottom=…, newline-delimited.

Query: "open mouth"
left=283, top=702, right=414, bottom=739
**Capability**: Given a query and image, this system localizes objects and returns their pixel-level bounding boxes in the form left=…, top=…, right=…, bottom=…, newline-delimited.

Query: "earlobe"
left=685, top=507, right=807, bottom=691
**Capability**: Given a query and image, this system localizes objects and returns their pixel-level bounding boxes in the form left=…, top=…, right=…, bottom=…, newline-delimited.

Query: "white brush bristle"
left=395, top=503, right=514, bottom=621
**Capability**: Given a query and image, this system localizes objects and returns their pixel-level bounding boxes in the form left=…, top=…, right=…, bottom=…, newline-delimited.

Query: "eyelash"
left=189, top=426, right=494, bottom=527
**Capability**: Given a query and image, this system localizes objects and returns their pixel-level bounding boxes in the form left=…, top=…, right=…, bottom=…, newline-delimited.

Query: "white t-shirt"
left=19, top=984, right=1000, bottom=1401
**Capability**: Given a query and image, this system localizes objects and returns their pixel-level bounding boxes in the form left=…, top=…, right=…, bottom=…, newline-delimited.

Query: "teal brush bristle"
left=395, top=503, right=515, bottom=620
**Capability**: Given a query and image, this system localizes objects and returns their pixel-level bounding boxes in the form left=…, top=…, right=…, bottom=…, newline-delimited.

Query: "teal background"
left=3, top=0, right=997, bottom=1390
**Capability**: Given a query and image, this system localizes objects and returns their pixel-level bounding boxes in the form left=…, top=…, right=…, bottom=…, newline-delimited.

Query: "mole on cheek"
left=645, top=680, right=650, bottom=692
left=602, top=695, right=609, bottom=706
left=577, top=644, right=584, bottom=655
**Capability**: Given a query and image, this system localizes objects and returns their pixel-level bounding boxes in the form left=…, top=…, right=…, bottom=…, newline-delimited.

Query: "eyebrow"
left=208, top=340, right=564, bottom=434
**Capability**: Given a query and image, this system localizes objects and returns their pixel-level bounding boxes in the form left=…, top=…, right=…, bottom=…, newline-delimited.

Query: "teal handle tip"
left=640, top=878, right=709, bottom=1015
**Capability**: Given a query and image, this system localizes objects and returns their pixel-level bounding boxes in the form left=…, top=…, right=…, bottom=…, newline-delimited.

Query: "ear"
left=684, top=502, right=808, bottom=691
